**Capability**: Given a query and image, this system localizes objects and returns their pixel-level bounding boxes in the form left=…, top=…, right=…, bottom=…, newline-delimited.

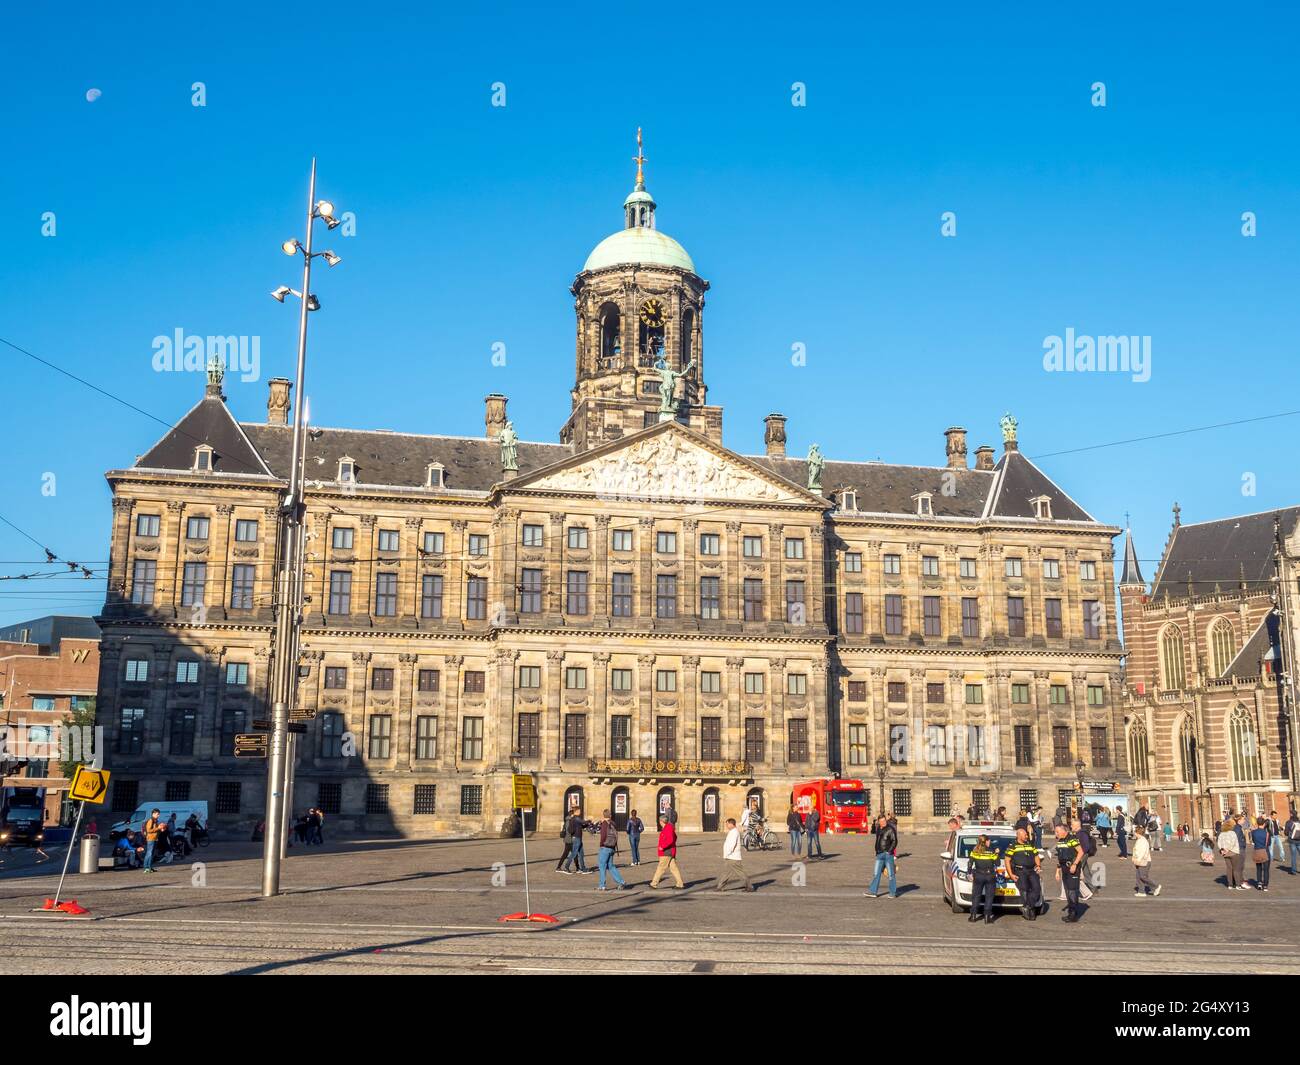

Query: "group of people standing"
left=1213, top=810, right=1297, bottom=891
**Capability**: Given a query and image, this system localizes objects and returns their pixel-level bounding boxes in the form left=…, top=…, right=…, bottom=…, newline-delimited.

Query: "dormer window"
left=1031, top=495, right=1053, bottom=520
left=193, top=445, right=213, bottom=472
left=839, top=490, right=858, bottom=512
left=912, top=492, right=933, bottom=517
left=426, top=462, right=445, bottom=489
left=337, top=456, right=355, bottom=484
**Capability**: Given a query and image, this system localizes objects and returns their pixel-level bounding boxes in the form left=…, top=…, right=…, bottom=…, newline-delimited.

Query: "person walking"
left=1004, top=827, right=1043, bottom=920
left=1267, top=811, right=1285, bottom=863
left=141, top=808, right=162, bottom=873
left=1095, top=807, right=1112, bottom=848
left=1115, top=807, right=1129, bottom=859
left=1059, top=818, right=1096, bottom=902
left=1250, top=816, right=1272, bottom=892
left=649, top=812, right=685, bottom=889
left=863, top=814, right=899, bottom=899
left=968, top=834, right=1000, bottom=924
left=626, top=809, right=644, bottom=866
left=804, top=804, right=824, bottom=860
left=1217, top=820, right=1243, bottom=889
left=1285, top=809, right=1300, bottom=874
left=1131, top=824, right=1162, bottom=897
left=1150, top=810, right=1163, bottom=852
left=595, top=810, right=629, bottom=891
left=786, top=803, right=803, bottom=856
left=561, top=808, right=591, bottom=875
left=1054, top=823, right=1085, bottom=923
left=555, top=812, right=574, bottom=873
left=714, top=818, right=755, bottom=892
left=1232, top=815, right=1249, bottom=888
left=1030, top=806, right=1044, bottom=849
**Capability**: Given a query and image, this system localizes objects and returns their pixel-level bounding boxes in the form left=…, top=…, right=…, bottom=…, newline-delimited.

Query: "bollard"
left=78, top=834, right=100, bottom=875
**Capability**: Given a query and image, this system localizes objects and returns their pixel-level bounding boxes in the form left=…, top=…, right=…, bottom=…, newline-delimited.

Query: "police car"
left=940, top=823, right=1042, bottom=914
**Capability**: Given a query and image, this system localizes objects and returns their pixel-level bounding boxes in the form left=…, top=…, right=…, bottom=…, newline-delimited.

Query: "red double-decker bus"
left=791, top=778, right=871, bottom=834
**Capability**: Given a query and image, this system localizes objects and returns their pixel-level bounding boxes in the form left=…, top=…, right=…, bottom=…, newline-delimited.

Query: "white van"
left=110, top=801, right=209, bottom=838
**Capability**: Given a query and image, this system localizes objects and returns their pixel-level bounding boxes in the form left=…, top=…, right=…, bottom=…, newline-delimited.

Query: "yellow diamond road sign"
left=69, top=766, right=111, bottom=804
left=512, top=774, right=536, bottom=810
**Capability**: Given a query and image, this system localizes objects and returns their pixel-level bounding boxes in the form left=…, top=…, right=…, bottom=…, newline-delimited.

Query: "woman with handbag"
left=1250, top=816, right=1272, bottom=891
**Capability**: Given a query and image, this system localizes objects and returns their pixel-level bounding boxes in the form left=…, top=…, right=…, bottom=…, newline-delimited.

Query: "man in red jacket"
left=649, top=812, right=685, bottom=889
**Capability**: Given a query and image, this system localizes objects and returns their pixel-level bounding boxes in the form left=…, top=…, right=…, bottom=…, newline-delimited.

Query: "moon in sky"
left=85, top=88, right=102, bottom=102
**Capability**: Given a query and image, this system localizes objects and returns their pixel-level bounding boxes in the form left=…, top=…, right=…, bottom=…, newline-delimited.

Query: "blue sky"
left=2, top=2, right=1298, bottom=619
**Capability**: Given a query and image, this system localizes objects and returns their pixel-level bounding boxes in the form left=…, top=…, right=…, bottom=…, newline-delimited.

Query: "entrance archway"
left=656, top=786, right=677, bottom=824
left=702, top=787, right=720, bottom=832
left=611, top=786, right=630, bottom=831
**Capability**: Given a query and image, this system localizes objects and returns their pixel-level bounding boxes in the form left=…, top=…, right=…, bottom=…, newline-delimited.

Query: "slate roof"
left=985, top=449, right=1094, bottom=522
left=1121, top=528, right=1145, bottom=586
left=134, top=393, right=272, bottom=477
left=1151, top=507, right=1300, bottom=598
left=1223, top=611, right=1281, bottom=680
left=751, top=457, right=994, bottom=518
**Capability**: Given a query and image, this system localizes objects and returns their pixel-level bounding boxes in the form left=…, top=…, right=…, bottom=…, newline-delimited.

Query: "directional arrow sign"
left=69, top=766, right=111, bottom=804
left=234, top=734, right=269, bottom=759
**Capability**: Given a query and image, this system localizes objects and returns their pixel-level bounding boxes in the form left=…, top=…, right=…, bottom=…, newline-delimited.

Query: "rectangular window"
left=117, top=707, right=146, bottom=754
left=1052, top=725, right=1071, bottom=767
left=519, top=568, right=542, bottom=614
left=1005, top=557, right=1023, bottom=578
left=135, top=513, right=160, bottom=537
left=368, top=715, right=392, bottom=758
left=131, top=559, right=156, bottom=605
left=328, top=571, right=352, bottom=615
left=319, top=713, right=344, bottom=758
left=849, top=724, right=868, bottom=765
left=882, top=553, right=901, bottom=575
left=926, top=682, right=945, bottom=704
left=785, top=580, right=806, bottom=624
left=371, top=667, right=394, bottom=691
left=230, top=564, right=255, bottom=610
left=416, top=717, right=438, bottom=760
left=317, top=782, right=342, bottom=815
left=1079, top=560, right=1097, bottom=581
left=332, top=527, right=354, bottom=550
left=225, top=662, right=248, bottom=686
left=181, top=562, right=206, bottom=606
left=612, top=529, right=633, bottom=552
left=125, top=659, right=147, bottom=684
left=418, top=669, right=440, bottom=692
left=787, top=719, right=809, bottom=763
left=374, top=572, right=398, bottom=616
left=233, top=518, right=258, bottom=542
left=186, top=516, right=210, bottom=540
left=420, top=574, right=444, bottom=619
left=972, top=789, right=990, bottom=817
left=744, top=718, right=765, bottom=763
left=743, top=535, right=763, bottom=558
left=611, top=572, right=633, bottom=617
left=112, top=779, right=140, bottom=813
left=921, top=554, right=939, bottom=577
left=743, top=578, right=764, bottom=621
left=965, top=683, right=983, bottom=705
left=1090, top=726, right=1110, bottom=766
left=175, top=660, right=199, bottom=684
left=844, top=592, right=864, bottom=635
left=923, top=595, right=941, bottom=636
left=960, top=557, right=977, bottom=579
left=967, top=725, right=988, bottom=767
left=610, top=668, right=633, bottom=692
left=462, top=717, right=484, bottom=760
left=563, top=714, right=587, bottom=759
left=1087, top=684, right=1104, bottom=706
left=744, top=672, right=764, bottom=695
left=1007, top=596, right=1025, bottom=637
left=1014, top=725, right=1034, bottom=767
left=1043, top=557, right=1060, bottom=579
left=887, top=681, right=906, bottom=703
left=610, top=715, right=631, bottom=758
left=933, top=789, right=952, bottom=818
left=656, top=574, right=677, bottom=618
left=1050, top=684, right=1069, bottom=705
left=889, top=724, right=910, bottom=764
left=885, top=595, right=903, bottom=635
left=460, top=785, right=484, bottom=815
left=219, top=709, right=244, bottom=757
left=787, top=673, right=807, bottom=696
left=1011, top=682, right=1030, bottom=704
left=701, top=717, right=722, bottom=760
left=961, top=597, right=979, bottom=637
left=324, top=666, right=347, bottom=689
left=422, top=530, right=445, bottom=555
left=414, top=784, right=437, bottom=814
left=366, top=784, right=390, bottom=814
left=566, top=570, right=589, bottom=615
left=522, top=524, right=543, bottom=548
left=567, top=526, right=589, bottom=550
left=168, top=707, right=196, bottom=756
left=699, top=576, right=720, bottom=620
left=1083, top=600, right=1102, bottom=639
left=892, top=789, right=913, bottom=817
left=466, top=577, right=487, bottom=620
left=655, top=717, right=677, bottom=761
left=699, top=532, right=720, bottom=556
left=518, top=666, right=541, bottom=689
left=848, top=680, right=867, bottom=702
left=215, top=782, right=242, bottom=815
left=785, top=537, right=805, bottom=559
left=378, top=529, right=400, bottom=552
left=926, top=725, right=947, bottom=766
left=1045, top=598, right=1063, bottom=638
left=1019, top=788, right=1038, bottom=812
left=468, top=534, right=489, bottom=557
left=844, top=551, right=862, bottom=573
left=655, top=670, right=677, bottom=693
left=516, top=712, right=540, bottom=758
left=565, top=666, right=587, bottom=690
left=700, top=671, right=721, bottom=694
left=656, top=531, right=677, bottom=554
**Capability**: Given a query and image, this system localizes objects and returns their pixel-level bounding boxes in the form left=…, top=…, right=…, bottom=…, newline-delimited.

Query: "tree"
left=58, top=697, right=98, bottom=782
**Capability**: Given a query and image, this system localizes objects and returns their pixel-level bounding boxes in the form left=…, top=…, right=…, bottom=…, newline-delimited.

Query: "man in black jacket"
left=863, top=815, right=899, bottom=898
left=805, top=805, right=824, bottom=859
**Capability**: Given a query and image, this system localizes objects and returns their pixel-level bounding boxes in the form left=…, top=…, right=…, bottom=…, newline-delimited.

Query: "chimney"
left=764, top=413, right=787, bottom=458
left=944, top=426, right=968, bottom=469
left=267, top=378, right=292, bottom=426
left=974, top=445, right=995, bottom=471
left=485, top=394, right=507, bottom=439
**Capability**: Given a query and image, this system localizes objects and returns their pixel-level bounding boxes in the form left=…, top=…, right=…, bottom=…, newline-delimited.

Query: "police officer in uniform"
left=968, top=833, right=1001, bottom=924
left=1004, top=826, right=1043, bottom=921
left=1054, top=822, right=1084, bottom=923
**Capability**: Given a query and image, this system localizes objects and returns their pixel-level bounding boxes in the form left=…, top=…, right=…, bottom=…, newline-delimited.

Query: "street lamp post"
left=262, top=159, right=344, bottom=899
left=875, top=755, right=887, bottom=818
left=1074, top=758, right=1086, bottom=822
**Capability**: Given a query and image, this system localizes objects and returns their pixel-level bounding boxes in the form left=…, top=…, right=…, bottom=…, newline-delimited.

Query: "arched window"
left=1227, top=705, right=1263, bottom=783
left=599, top=304, right=621, bottom=361
left=1209, top=618, right=1236, bottom=679
left=1177, top=715, right=1198, bottom=785
left=1127, top=721, right=1150, bottom=783
left=680, top=308, right=694, bottom=365
left=1160, top=626, right=1186, bottom=690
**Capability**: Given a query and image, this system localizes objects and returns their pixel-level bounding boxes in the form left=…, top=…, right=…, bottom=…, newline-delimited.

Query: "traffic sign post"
left=47, top=766, right=111, bottom=915
left=235, top=734, right=269, bottom=759
left=499, top=773, right=557, bottom=924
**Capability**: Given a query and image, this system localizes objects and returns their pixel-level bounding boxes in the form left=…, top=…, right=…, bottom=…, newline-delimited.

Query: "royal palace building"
left=95, top=142, right=1129, bottom=834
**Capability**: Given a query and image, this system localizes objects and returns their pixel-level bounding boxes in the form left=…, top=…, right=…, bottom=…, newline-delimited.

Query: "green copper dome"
left=583, top=226, right=696, bottom=273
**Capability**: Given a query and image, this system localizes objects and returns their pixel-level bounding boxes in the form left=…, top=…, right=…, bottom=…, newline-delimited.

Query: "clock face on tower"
left=639, top=298, right=665, bottom=329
